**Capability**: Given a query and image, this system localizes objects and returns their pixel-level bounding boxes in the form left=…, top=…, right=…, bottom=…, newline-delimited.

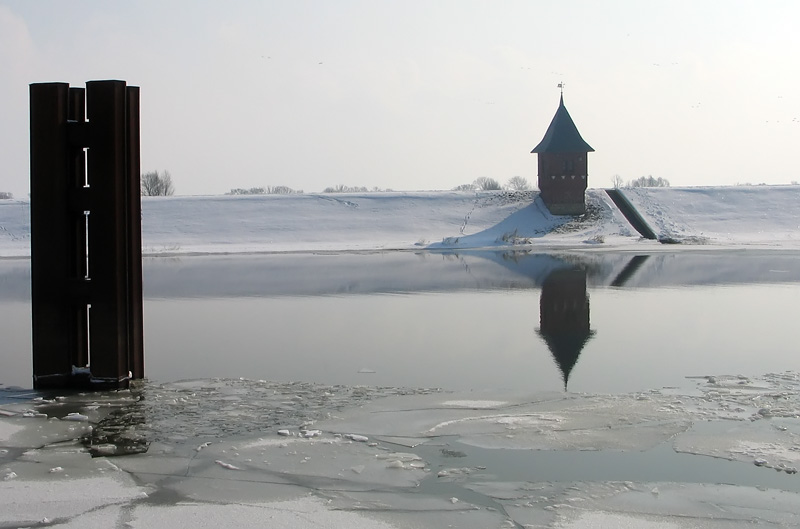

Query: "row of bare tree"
left=611, top=174, right=670, bottom=188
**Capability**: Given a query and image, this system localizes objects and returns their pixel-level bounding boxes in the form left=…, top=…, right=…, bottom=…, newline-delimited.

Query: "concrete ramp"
left=605, top=188, right=658, bottom=240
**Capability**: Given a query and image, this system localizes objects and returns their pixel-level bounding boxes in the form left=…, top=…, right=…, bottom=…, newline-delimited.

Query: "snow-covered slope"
left=1, top=186, right=799, bottom=258
left=624, top=186, right=800, bottom=247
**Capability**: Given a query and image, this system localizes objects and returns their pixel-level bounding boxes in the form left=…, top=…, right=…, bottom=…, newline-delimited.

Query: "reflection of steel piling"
left=30, top=80, right=143, bottom=389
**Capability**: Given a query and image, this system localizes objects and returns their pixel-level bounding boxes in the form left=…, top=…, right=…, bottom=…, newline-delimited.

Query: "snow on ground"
left=2, top=185, right=799, bottom=258
left=624, top=185, right=800, bottom=246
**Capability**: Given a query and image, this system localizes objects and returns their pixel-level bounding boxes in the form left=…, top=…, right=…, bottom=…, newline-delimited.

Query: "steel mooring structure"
left=30, top=80, right=143, bottom=389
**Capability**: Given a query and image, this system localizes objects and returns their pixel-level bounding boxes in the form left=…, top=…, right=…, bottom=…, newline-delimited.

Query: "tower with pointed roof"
left=531, top=94, right=594, bottom=215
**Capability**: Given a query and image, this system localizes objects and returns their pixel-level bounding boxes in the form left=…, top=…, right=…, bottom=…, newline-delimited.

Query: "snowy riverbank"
left=2, top=186, right=800, bottom=258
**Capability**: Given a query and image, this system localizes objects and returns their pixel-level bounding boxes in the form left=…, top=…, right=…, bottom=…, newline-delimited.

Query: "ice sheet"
left=315, top=391, right=692, bottom=451
left=3, top=374, right=800, bottom=528
left=0, top=420, right=23, bottom=443
left=125, top=497, right=444, bottom=529
left=0, top=474, right=145, bottom=526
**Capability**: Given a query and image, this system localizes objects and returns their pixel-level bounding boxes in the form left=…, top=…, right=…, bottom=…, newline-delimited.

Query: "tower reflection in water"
left=537, top=267, right=595, bottom=390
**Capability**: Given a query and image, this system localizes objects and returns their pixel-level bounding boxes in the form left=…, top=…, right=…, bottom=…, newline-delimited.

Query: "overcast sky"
left=2, top=1, right=799, bottom=197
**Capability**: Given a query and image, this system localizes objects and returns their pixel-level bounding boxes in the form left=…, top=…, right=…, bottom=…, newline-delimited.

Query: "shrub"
left=505, top=176, right=531, bottom=191
left=323, top=185, right=369, bottom=193
left=267, top=185, right=303, bottom=194
left=227, top=186, right=302, bottom=195
left=627, top=175, right=669, bottom=188
left=452, top=183, right=476, bottom=191
left=321, top=185, right=391, bottom=193
left=141, top=170, right=175, bottom=196
left=227, top=187, right=265, bottom=195
left=474, top=177, right=501, bottom=191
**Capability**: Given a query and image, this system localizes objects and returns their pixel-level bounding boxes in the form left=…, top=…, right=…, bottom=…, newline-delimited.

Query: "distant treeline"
left=227, top=179, right=534, bottom=195
left=612, top=175, right=670, bottom=188
left=227, top=186, right=303, bottom=195
left=453, top=176, right=532, bottom=191
left=322, top=185, right=394, bottom=193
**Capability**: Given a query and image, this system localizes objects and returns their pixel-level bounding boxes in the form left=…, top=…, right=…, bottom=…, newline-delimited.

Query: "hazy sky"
left=2, top=1, right=799, bottom=197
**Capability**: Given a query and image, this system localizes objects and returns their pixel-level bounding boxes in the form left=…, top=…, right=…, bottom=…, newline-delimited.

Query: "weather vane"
left=558, top=82, right=564, bottom=94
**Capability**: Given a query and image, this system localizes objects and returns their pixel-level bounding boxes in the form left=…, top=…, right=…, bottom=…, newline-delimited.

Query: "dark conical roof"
left=531, top=95, right=594, bottom=154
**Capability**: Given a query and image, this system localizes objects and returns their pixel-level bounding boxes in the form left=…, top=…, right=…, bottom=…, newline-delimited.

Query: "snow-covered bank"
left=1, top=186, right=799, bottom=258
left=625, top=186, right=800, bottom=246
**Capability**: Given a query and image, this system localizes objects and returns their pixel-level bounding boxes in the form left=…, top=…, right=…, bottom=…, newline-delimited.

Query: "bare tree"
left=227, top=187, right=265, bottom=195
left=505, top=176, right=531, bottom=191
left=267, top=186, right=298, bottom=194
left=141, top=170, right=175, bottom=196
left=322, top=184, right=369, bottom=193
left=611, top=174, right=624, bottom=188
left=474, top=177, right=501, bottom=191
left=628, top=175, right=669, bottom=188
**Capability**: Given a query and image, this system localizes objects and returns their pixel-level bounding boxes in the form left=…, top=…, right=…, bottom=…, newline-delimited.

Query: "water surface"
left=1, top=250, right=799, bottom=393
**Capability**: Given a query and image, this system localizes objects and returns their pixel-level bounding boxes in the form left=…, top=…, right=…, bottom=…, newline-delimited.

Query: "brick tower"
left=531, top=94, right=594, bottom=215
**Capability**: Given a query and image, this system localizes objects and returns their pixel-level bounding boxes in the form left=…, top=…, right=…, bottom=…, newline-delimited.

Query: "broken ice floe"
left=184, top=432, right=428, bottom=488
left=3, top=374, right=800, bottom=528
left=0, top=474, right=144, bottom=526
left=62, top=412, right=89, bottom=422
left=668, top=372, right=800, bottom=473
left=316, top=391, right=692, bottom=451
left=301, top=429, right=321, bottom=438
left=441, top=400, right=510, bottom=409
left=464, top=480, right=800, bottom=528
left=215, top=460, right=241, bottom=470
left=115, top=378, right=437, bottom=448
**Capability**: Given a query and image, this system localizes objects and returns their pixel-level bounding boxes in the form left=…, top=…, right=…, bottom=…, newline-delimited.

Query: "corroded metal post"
left=126, top=86, right=144, bottom=380
left=30, top=80, right=143, bottom=389
left=30, top=82, right=73, bottom=386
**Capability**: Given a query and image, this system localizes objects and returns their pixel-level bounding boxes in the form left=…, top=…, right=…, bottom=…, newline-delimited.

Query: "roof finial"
left=558, top=81, right=564, bottom=95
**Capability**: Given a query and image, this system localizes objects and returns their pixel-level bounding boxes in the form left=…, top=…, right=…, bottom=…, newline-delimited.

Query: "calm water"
left=2, top=250, right=799, bottom=393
